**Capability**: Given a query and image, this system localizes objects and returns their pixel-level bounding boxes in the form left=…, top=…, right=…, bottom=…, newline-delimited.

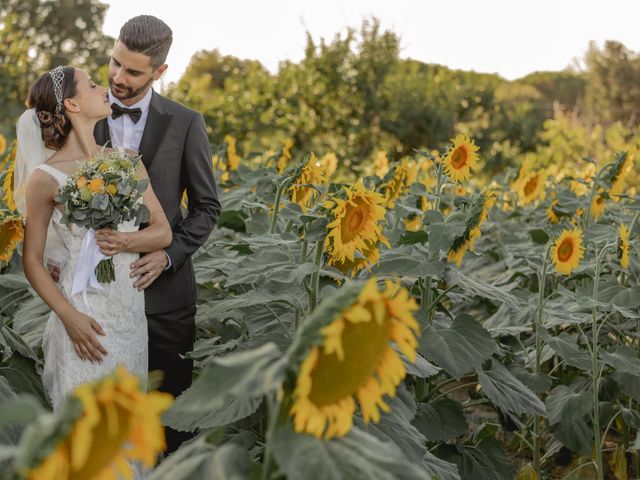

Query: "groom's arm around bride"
left=93, top=15, right=221, bottom=454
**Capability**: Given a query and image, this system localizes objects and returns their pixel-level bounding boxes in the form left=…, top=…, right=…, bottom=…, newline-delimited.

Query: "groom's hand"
left=130, top=250, right=168, bottom=291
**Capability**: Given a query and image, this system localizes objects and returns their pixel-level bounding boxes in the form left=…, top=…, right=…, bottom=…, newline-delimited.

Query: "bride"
left=18, top=65, right=171, bottom=409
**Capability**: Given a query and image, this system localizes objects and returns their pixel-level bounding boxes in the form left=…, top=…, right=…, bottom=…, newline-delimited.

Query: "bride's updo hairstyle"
left=27, top=66, right=77, bottom=150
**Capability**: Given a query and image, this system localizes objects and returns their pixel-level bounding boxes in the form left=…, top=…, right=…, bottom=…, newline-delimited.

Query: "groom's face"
left=108, top=41, right=165, bottom=105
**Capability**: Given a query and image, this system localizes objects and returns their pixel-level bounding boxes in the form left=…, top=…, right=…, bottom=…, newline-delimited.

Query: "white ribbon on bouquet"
left=71, top=228, right=108, bottom=307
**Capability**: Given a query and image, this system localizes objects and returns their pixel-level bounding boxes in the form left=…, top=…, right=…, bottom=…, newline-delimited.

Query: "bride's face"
left=66, top=69, right=111, bottom=120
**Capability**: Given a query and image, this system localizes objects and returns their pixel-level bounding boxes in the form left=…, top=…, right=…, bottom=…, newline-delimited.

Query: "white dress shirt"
left=107, top=88, right=153, bottom=152
left=107, top=87, right=172, bottom=270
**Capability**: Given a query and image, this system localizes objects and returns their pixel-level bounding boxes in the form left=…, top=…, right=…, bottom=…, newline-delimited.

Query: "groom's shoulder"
left=155, top=92, right=201, bottom=120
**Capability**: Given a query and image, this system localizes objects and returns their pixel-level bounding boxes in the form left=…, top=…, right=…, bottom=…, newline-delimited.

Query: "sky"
left=102, top=0, right=640, bottom=89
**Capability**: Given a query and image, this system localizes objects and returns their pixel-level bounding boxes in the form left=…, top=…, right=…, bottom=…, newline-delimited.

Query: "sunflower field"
left=0, top=130, right=639, bottom=480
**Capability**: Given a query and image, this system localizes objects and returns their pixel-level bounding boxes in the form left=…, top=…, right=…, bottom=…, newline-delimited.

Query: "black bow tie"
left=111, top=103, right=142, bottom=123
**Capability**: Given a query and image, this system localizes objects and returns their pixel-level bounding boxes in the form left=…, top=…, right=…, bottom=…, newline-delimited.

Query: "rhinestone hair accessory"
left=49, top=66, right=65, bottom=113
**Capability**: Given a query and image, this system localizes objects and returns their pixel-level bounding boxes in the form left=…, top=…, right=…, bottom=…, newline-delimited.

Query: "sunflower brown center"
left=308, top=303, right=390, bottom=406
left=340, top=202, right=369, bottom=243
left=451, top=147, right=468, bottom=169
left=523, top=176, right=538, bottom=196
left=557, top=239, right=574, bottom=262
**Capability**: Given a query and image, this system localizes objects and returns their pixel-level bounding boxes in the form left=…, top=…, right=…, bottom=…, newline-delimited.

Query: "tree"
left=584, top=40, right=640, bottom=126
left=0, top=0, right=113, bottom=135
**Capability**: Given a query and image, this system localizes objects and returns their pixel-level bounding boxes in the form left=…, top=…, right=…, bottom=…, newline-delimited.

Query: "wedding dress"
left=34, top=164, right=148, bottom=409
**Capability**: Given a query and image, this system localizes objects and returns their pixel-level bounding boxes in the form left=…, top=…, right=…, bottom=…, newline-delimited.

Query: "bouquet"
left=56, top=149, right=150, bottom=284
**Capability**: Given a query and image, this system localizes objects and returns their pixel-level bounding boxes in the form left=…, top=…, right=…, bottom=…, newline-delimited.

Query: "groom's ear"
left=153, top=64, right=168, bottom=81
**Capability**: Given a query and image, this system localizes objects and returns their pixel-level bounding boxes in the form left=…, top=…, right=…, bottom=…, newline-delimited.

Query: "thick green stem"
left=421, top=160, right=446, bottom=326
left=590, top=243, right=615, bottom=480
left=261, top=392, right=285, bottom=480
left=269, top=177, right=292, bottom=234
left=308, top=239, right=325, bottom=312
left=299, top=225, right=308, bottom=263
left=533, top=244, right=550, bottom=477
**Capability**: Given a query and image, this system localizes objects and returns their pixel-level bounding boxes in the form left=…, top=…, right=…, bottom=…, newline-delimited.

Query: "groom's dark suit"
left=95, top=90, right=220, bottom=453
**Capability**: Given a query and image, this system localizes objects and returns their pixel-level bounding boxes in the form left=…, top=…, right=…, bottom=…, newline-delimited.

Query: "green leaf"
left=422, top=451, right=461, bottom=480
left=542, top=331, right=592, bottom=371
left=447, top=269, right=520, bottom=310
left=358, top=386, right=427, bottom=465
left=414, top=398, right=468, bottom=442
left=163, top=343, right=285, bottom=432
left=610, top=286, right=640, bottom=308
left=613, top=372, right=640, bottom=402
left=601, top=346, right=640, bottom=374
left=529, top=229, right=550, bottom=245
left=545, top=386, right=592, bottom=425
left=90, top=193, right=109, bottom=211
left=0, top=274, right=30, bottom=290
left=272, top=424, right=431, bottom=480
left=373, top=245, right=444, bottom=278
left=405, top=353, right=441, bottom=378
left=440, top=438, right=514, bottom=480
left=0, top=326, right=38, bottom=361
left=0, top=355, right=47, bottom=405
left=148, top=435, right=251, bottom=480
left=477, top=360, right=546, bottom=416
left=551, top=417, right=592, bottom=456
left=420, top=314, right=499, bottom=380
left=225, top=246, right=316, bottom=286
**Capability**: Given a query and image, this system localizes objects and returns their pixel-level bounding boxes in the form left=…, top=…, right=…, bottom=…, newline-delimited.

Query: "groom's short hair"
left=118, top=15, right=173, bottom=68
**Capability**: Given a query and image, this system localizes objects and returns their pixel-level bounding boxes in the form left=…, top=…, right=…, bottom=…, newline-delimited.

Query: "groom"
left=94, top=15, right=220, bottom=454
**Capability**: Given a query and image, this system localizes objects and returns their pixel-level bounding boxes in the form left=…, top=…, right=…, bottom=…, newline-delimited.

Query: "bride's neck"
left=61, top=119, right=100, bottom=159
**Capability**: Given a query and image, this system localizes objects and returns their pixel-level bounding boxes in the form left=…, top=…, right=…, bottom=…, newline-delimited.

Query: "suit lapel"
left=94, top=118, right=111, bottom=148
left=138, top=90, right=172, bottom=170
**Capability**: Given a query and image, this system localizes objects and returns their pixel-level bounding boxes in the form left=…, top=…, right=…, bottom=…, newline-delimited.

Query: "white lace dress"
left=35, top=164, right=148, bottom=408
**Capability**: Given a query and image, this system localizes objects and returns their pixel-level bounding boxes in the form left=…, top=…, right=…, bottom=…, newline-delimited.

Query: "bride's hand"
left=96, top=228, right=130, bottom=256
left=62, top=311, right=108, bottom=363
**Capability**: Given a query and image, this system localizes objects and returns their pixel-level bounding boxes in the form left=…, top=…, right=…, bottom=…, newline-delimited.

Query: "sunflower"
left=0, top=214, right=23, bottom=263
left=570, top=163, right=596, bottom=197
left=289, top=153, right=325, bottom=211
left=515, top=169, right=547, bottom=206
left=3, top=160, right=16, bottom=211
left=590, top=191, right=606, bottom=220
left=277, top=138, right=294, bottom=173
left=618, top=224, right=630, bottom=269
left=327, top=242, right=381, bottom=275
left=418, top=155, right=436, bottom=189
left=547, top=199, right=560, bottom=224
left=403, top=214, right=422, bottom=232
left=325, top=182, right=390, bottom=274
left=448, top=226, right=480, bottom=266
left=0, top=134, right=6, bottom=155
left=290, top=278, right=419, bottom=439
left=551, top=228, right=585, bottom=275
left=373, top=151, right=389, bottom=178
left=609, top=152, right=633, bottom=198
left=26, top=366, right=173, bottom=480
left=380, top=158, right=418, bottom=208
left=317, top=152, right=338, bottom=179
left=447, top=193, right=494, bottom=266
left=224, top=135, right=240, bottom=171
left=443, top=134, right=479, bottom=182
